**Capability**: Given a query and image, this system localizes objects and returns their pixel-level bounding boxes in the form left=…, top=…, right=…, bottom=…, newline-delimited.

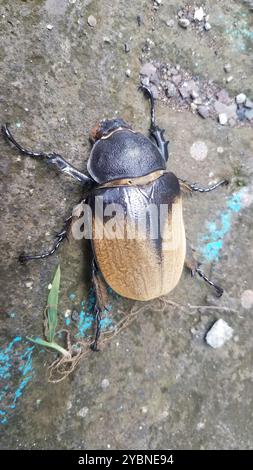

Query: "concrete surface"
left=0, top=0, right=253, bottom=449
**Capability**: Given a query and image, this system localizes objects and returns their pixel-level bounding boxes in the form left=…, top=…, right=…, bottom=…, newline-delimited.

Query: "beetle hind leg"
left=185, top=241, right=223, bottom=297
left=90, top=260, right=108, bottom=352
left=139, top=85, right=169, bottom=161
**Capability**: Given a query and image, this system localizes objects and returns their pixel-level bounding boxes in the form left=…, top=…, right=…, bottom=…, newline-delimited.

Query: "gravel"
left=178, top=18, right=190, bottom=28
left=236, top=93, right=247, bottom=104
left=87, top=15, right=97, bottom=27
left=206, top=319, right=234, bottom=348
left=219, top=113, right=228, bottom=125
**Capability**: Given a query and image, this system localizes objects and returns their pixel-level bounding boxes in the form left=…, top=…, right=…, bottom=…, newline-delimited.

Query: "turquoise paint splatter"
left=65, top=317, right=71, bottom=326
left=199, top=190, right=244, bottom=262
left=76, top=288, right=113, bottom=338
left=0, top=338, right=35, bottom=424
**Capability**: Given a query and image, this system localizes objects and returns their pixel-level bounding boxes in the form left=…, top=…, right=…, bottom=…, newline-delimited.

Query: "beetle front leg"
left=2, top=124, right=95, bottom=189
left=185, top=241, right=223, bottom=297
left=140, top=85, right=169, bottom=161
left=19, top=215, right=73, bottom=263
left=179, top=178, right=228, bottom=194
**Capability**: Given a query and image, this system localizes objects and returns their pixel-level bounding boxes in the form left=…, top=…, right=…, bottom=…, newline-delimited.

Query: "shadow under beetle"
left=2, top=86, right=228, bottom=351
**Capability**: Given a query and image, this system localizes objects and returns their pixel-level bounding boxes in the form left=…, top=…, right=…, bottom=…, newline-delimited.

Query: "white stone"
left=77, top=407, right=89, bottom=418
left=125, top=69, right=131, bottom=77
left=241, top=290, right=253, bottom=309
left=101, top=378, right=110, bottom=389
left=236, top=93, right=247, bottom=104
left=194, top=7, right=204, bottom=21
left=190, top=141, right=208, bottom=161
left=87, top=15, right=97, bottom=27
left=224, top=63, right=231, bottom=73
left=226, top=76, right=233, bottom=83
left=206, top=319, right=234, bottom=348
left=46, top=24, right=53, bottom=30
left=204, top=22, right=211, bottom=31
left=178, top=18, right=190, bottom=28
left=219, top=113, right=228, bottom=125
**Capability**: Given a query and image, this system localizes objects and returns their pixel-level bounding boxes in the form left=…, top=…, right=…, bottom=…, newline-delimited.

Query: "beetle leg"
left=90, top=260, right=108, bottom=352
left=185, top=241, right=223, bottom=297
left=139, top=85, right=169, bottom=161
left=179, top=178, right=228, bottom=193
left=19, top=215, right=72, bottom=263
left=2, top=124, right=95, bottom=188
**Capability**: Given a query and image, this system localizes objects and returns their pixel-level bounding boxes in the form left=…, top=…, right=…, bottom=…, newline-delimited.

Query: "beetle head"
left=89, top=118, right=131, bottom=143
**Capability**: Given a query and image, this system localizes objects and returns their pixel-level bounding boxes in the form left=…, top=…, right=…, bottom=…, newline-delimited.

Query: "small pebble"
left=241, top=290, right=253, bottom=309
left=237, top=107, right=246, bottom=121
left=46, top=24, right=53, bottom=30
left=217, top=146, right=224, bottom=154
left=245, top=109, right=253, bottom=121
left=26, top=281, right=33, bottom=289
left=204, top=22, right=211, bottom=31
left=48, top=283, right=52, bottom=290
left=101, top=378, right=110, bottom=390
left=124, top=43, right=130, bottom=53
left=224, top=63, right=231, bottom=73
left=190, top=141, right=208, bottom=161
left=87, top=15, right=97, bottom=27
left=178, top=18, right=190, bottom=29
left=205, top=319, right=234, bottom=348
left=166, top=19, right=175, bottom=27
left=77, top=407, right=89, bottom=418
left=197, top=105, right=209, bottom=119
left=141, top=406, right=148, bottom=414
left=64, top=309, right=71, bottom=318
left=194, top=7, right=204, bottom=22
left=236, top=93, right=247, bottom=105
left=191, top=103, right=197, bottom=112
left=219, top=113, right=228, bottom=125
left=165, top=81, right=177, bottom=97
left=125, top=69, right=131, bottom=77
left=245, top=98, right=253, bottom=109
left=226, top=75, right=233, bottom=83
left=71, top=309, right=79, bottom=321
left=191, top=89, right=199, bottom=99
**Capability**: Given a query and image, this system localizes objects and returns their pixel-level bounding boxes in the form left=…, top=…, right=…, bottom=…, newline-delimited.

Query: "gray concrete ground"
left=0, top=0, right=253, bottom=449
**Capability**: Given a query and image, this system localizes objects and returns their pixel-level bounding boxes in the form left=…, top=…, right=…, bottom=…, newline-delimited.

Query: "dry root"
left=47, top=298, right=238, bottom=383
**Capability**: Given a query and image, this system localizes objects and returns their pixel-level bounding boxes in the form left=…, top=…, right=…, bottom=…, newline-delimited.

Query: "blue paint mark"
left=65, top=317, right=71, bottom=326
left=76, top=288, right=113, bottom=338
left=0, top=338, right=35, bottom=424
left=1, top=288, right=114, bottom=425
left=199, top=190, right=244, bottom=262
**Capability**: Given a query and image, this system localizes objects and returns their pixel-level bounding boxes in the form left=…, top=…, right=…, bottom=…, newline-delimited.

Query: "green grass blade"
left=27, top=336, right=70, bottom=357
left=46, top=265, right=61, bottom=343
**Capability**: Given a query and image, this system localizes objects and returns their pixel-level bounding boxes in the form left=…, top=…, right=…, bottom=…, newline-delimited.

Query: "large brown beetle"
left=2, top=87, right=227, bottom=350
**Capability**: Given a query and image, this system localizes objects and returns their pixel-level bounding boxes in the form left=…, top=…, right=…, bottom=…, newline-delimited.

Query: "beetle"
left=2, top=86, right=227, bottom=351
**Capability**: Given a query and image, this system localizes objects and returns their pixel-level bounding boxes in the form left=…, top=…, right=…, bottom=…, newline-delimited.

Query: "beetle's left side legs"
left=18, top=215, right=73, bottom=263
left=90, top=260, right=108, bottom=352
left=185, top=241, right=223, bottom=297
left=140, top=85, right=169, bottom=162
left=2, top=124, right=94, bottom=188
